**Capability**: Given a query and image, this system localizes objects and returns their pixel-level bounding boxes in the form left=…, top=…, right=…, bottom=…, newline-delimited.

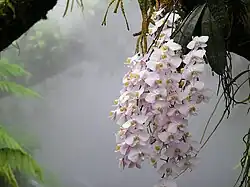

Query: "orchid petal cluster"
left=109, top=9, right=211, bottom=187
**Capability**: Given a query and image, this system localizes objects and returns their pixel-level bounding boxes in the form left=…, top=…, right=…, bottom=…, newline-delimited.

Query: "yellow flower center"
left=120, top=107, right=127, bottom=112
left=124, top=82, right=129, bottom=87
left=162, top=46, right=168, bottom=51
left=159, top=33, right=165, bottom=38
left=189, top=106, right=196, bottom=112
left=179, top=80, right=185, bottom=87
left=166, top=79, right=172, bottom=84
left=161, top=54, right=167, bottom=59
left=180, top=68, right=184, bottom=73
left=186, top=95, right=191, bottom=101
left=115, top=145, right=121, bottom=151
left=125, top=58, right=131, bottom=64
left=155, top=79, right=162, bottom=84
left=114, top=99, right=118, bottom=105
left=155, top=145, right=161, bottom=151
left=150, top=158, right=156, bottom=164
left=156, top=63, right=164, bottom=70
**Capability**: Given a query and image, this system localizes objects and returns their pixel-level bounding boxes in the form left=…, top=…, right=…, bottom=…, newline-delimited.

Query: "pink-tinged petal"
left=117, top=116, right=126, bottom=125
left=152, top=101, right=168, bottom=115
left=146, top=61, right=158, bottom=71
left=167, top=108, right=176, bottom=116
left=166, top=40, right=182, bottom=51
left=140, top=106, right=147, bottom=115
left=145, top=93, right=156, bottom=103
left=120, top=143, right=129, bottom=155
left=197, top=36, right=209, bottom=43
left=115, top=133, right=123, bottom=144
left=139, top=70, right=147, bottom=79
left=165, top=146, right=176, bottom=158
left=200, top=43, right=207, bottom=48
left=145, top=72, right=160, bottom=86
left=149, top=25, right=158, bottom=35
left=193, top=49, right=206, bottom=58
left=119, top=93, right=129, bottom=104
left=151, top=48, right=162, bottom=61
left=179, top=88, right=190, bottom=101
left=118, top=158, right=125, bottom=169
left=169, top=56, right=182, bottom=68
left=158, top=88, right=168, bottom=97
left=122, top=120, right=132, bottom=129
left=193, top=81, right=204, bottom=90
left=155, top=115, right=170, bottom=126
left=139, top=141, right=147, bottom=146
left=183, top=53, right=192, bottom=64
left=128, top=148, right=140, bottom=162
left=125, top=134, right=135, bottom=146
left=133, top=115, right=149, bottom=124
left=167, top=13, right=181, bottom=26
left=128, top=161, right=136, bottom=168
left=192, top=63, right=205, bottom=72
left=187, top=40, right=196, bottom=49
left=187, top=140, right=201, bottom=152
left=158, top=131, right=169, bottom=142
left=138, top=131, right=150, bottom=141
left=171, top=73, right=182, bottom=82
left=157, top=163, right=169, bottom=176
left=167, top=123, right=178, bottom=133
left=155, top=17, right=166, bottom=27
left=177, top=142, right=190, bottom=153
left=160, top=28, right=172, bottom=40
left=178, top=104, right=190, bottom=116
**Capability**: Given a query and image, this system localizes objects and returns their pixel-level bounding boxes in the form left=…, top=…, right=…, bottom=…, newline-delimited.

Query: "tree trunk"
left=0, top=0, right=57, bottom=52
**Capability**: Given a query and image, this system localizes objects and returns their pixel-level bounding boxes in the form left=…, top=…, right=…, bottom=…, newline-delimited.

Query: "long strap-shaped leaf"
left=172, top=3, right=206, bottom=47
left=201, top=7, right=227, bottom=75
left=207, top=0, right=229, bottom=36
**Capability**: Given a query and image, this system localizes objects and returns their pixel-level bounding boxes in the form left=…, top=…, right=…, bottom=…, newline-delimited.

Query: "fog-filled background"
left=0, top=0, right=249, bottom=187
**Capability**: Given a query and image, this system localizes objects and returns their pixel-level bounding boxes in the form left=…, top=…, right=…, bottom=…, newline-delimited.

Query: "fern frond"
left=0, top=58, right=30, bottom=79
left=0, top=165, right=18, bottom=187
left=0, top=148, right=43, bottom=181
left=0, top=127, right=43, bottom=187
left=0, top=126, right=26, bottom=150
left=0, top=81, right=40, bottom=98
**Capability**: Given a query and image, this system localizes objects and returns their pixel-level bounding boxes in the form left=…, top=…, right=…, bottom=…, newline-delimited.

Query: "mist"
left=0, top=1, right=249, bottom=187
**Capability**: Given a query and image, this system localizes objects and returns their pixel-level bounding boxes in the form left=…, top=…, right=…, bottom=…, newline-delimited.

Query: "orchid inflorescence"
left=109, top=8, right=211, bottom=187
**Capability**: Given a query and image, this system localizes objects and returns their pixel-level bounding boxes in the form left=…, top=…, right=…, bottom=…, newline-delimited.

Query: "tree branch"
left=0, top=0, right=58, bottom=52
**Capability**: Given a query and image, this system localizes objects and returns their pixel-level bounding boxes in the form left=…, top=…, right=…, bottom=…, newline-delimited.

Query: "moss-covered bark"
left=0, top=0, right=57, bottom=52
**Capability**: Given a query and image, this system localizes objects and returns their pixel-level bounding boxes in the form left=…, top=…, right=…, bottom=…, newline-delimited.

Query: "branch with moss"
left=0, top=0, right=57, bottom=52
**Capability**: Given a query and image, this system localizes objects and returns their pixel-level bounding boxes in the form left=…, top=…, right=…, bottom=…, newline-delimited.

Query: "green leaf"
left=173, top=3, right=206, bottom=47
left=201, top=7, right=227, bottom=75
left=0, top=59, right=30, bottom=79
left=0, top=148, right=43, bottom=181
left=0, top=81, right=41, bottom=98
left=0, top=126, right=43, bottom=186
left=207, top=0, right=229, bottom=35
left=0, top=165, right=18, bottom=187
